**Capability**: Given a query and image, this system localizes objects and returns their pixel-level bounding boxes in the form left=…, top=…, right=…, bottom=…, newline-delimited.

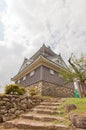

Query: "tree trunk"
left=76, top=80, right=83, bottom=98
left=80, top=82, right=86, bottom=97
left=68, top=54, right=86, bottom=98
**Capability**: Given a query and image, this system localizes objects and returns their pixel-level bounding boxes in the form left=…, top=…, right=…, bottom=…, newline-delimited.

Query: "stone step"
left=43, top=99, right=60, bottom=102
left=30, top=108, right=63, bottom=115
left=4, top=119, right=69, bottom=130
left=0, top=128, right=20, bottom=130
left=20, top=113, right=65, bottom=122
left=35, top=105, right=58, bottom=110
left=0, top=125, right=20, bottom=130
left=40, top=102, right=61, bottom=106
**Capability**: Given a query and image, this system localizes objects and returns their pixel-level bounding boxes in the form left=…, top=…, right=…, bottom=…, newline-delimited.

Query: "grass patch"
left=33, top=95, right=52, bottom=99
left=63, top=98, right=86, bottom=116
left=41, top=96, right=53, bottom=99
left=53, top=98, right=86, bottom=125
left=53, top=120, right=71, bottom=126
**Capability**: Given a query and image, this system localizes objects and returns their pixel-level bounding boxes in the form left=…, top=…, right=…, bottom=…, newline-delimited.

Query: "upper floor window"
left=30, top=70, right=35, bottom=76
left=17, top=80, right=20, bottom=84
left=50, top=69, right=54, bottom=75
left=23, top=76, right=26, bottom=80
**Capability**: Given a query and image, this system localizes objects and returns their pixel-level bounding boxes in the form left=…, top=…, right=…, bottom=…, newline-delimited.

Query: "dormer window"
left=30, top=70, right=35, bottom=76
left=50, top=69, right=54, bottom=75
left=23, top=76, right=26, bottom=80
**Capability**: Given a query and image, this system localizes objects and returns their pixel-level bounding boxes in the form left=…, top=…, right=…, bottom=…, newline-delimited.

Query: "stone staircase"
left=1, top=98, right=71, bottom=130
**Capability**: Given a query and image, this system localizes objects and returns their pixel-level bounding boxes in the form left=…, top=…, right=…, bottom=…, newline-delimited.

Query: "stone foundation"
left=26, top=82, right=43, bottom=96
left=42, top=81, right=74, bottom=97
left=27, top=81, right=74, bottom=97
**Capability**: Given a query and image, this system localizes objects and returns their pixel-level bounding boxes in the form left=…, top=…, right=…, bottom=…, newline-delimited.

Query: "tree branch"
left=68, top=54, right=83, bottom=80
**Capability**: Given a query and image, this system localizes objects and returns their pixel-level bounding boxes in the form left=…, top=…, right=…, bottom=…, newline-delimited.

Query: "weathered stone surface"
left=0, top=116, right=3, bottom=123
left=0, top=95, right=42, bottom=122
left=0, top=106, right=6, bottom=109
left=42, top=81, right=74, bottom=97
left=28, top=81, right=74, bottom=97
left=72, top=124, right=85, bottom=130
left=27, top=81, right=74, bottom=97
left=35, top=105, right=58, bottom=110
left=2, top=98, right=9, bottom=101
left=31, top=108, right=63, bottom=115
left=21, top=103, right=28, bottom=110
left=21, top=99, right=27, bottom=103
left=6, top=102, right=12, bottom=109
left=65, top=104, right=77, bottom=113
left=15, top=110, right=24, bottom=116
left=3, top=98, right=70, bottom=130
left=2, top=114, right=16, bottom=122
left=4, top=121, right=15, bottom=129
left=21, top=113, right=65, bottom=122
left=0, top=110, right=8, bottom=114
left=40, top=102, right=61, bottom=106
left=8, top=108, right=16, bottom=114
left=2, top=115, right=10, bottom=122
left=0, top=101, right=6, bottom=105
left=70, top=114, right=86, bottom=129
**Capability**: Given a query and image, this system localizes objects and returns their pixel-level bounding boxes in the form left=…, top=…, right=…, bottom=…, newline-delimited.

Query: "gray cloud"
left=0, top=0, right=86, bottom=89
left=0, top=21, right=4, bottom=41
left=0, top=43, right=28, bottom=87
left=0, top=0, right=6, bottom=12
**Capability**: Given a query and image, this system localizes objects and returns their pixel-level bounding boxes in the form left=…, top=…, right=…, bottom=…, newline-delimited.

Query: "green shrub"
left=5, top=84, right=26, bottom=95
left=29, top=87, right=38, bottom=96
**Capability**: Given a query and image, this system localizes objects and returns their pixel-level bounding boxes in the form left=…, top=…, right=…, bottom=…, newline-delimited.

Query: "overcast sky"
left=0, top=0, right=86, bottom=92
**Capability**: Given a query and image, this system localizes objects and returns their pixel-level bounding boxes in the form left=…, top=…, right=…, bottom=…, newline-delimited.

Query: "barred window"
left=18, top=80, right=20, bottom=83
left=30, top=71, right=35, bottom=76
left=50, top=69, right=54, bottom=75
left=23, top=76, right=26, bottom=80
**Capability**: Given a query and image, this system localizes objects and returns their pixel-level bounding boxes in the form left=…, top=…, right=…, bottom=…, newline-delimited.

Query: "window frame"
left=23, top=76, right=26, bottom=81
left=17, top=79, right=20, bottom=84
left=50, top=69, right=54, bottom=75
left=30, top=70, right=35, bottom=77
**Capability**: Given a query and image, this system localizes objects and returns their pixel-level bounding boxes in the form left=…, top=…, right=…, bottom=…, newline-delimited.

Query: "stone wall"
left=0, top=95, right=43, bottom=123
left=70, top=114, right=86, bottom=129
left=27, top=81, right=74, bottom=97
left=26, top=82, right=43, bottom=96
left=42, top=81, right=74, bottom=97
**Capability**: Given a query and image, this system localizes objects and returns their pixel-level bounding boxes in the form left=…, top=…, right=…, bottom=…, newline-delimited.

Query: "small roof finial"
left=24, top=57, right=28, bottom=61
left=47, top=45, right=51, bottom=49
left=42, top=43, right=46, bottom=47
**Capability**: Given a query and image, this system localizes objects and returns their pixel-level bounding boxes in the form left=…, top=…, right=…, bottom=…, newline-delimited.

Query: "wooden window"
left=50, top=69, right=54, bottom=75
left=18, top=80, right=20, bottom=83
left=23, top=76, right=26, bottom=80
left=30, top=70, right=35, bottom=76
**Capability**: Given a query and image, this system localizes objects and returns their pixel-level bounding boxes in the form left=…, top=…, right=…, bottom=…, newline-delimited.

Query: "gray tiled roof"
left=18, top=44, right=67, bottom=73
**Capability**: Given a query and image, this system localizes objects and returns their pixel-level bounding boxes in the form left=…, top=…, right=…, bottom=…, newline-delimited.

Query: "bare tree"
left=59, top=54, right=86, bottom=98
